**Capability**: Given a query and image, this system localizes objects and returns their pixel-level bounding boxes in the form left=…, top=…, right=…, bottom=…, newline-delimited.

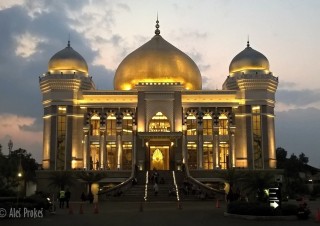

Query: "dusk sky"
left=0, top=0, right=319, bottom=167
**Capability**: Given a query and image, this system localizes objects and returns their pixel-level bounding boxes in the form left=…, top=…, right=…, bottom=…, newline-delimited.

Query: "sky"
left=0, top=0, right=320, bottom=167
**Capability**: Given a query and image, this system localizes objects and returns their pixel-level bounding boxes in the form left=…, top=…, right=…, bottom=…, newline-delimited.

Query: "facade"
left=39, top=20, right=278, bottom=172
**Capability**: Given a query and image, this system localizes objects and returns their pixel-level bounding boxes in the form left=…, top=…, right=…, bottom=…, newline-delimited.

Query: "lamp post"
left=8, top=139, right=13, bottom=154
left=17, top=149, right=23, bottom=205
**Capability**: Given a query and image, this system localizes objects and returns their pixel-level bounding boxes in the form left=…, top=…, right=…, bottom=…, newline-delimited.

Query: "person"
left=154, top=170, right=159, bottom=184
left=81, top=192, right=86, bottom=202
left=65, top=188, right=71, bottom=208
left=88, top=192, right=94, bottom=204
left=153, top=183, right=159, bottom=196
left=59, top=189, right=65, bottom=208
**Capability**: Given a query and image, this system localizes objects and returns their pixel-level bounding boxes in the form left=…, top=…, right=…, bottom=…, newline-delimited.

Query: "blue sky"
left=0, top=0, right=319, bottom=167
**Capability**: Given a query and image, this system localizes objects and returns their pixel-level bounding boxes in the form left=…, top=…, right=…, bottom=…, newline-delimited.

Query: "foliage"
left=47, top=171, right=75, bottom=190
left=227, top=201, right=298, bottom=216
left=241, top=171, right=274, bottom=202
left=0, top=147, right=38, bottom=196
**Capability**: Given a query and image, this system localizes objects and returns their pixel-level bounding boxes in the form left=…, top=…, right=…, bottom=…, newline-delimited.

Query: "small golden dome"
left=229, top=41, right=269, bottom=75
left=114, top=20, right=202, bottom=90
left=48, top=41, right=88, bottom=75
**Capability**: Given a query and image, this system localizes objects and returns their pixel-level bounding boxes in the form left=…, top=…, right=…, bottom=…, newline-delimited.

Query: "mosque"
left=39, top=19, right=278, bottom=174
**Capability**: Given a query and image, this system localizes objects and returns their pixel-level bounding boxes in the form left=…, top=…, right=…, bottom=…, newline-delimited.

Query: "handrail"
left=98, top=168, right=135, bottom=197
left=143, top=171, right=149, bottom=201
left=184, top=164, right=225, bottom=196
left=172, top=171, right=180, bottom=201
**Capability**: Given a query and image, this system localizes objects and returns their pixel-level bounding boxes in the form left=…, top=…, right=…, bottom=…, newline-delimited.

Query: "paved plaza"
left=1, top=200, right=320, bottom=226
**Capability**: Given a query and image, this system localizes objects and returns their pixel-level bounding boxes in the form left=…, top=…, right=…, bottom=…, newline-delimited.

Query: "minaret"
left=39, top=41, right=95, bottom=170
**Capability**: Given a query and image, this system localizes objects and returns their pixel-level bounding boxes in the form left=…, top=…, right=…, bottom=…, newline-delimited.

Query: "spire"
left=247, top=35, right=250, bottom=47
left=67, top=33, right=71, bottom=47
left=155, top=13, right=160, bottom=35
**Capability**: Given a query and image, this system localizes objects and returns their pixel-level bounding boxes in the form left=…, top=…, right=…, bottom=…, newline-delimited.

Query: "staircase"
left=102, top=170, right=212, bottom=202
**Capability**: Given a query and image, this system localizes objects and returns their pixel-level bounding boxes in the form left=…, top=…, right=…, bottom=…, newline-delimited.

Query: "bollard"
left=93, top=203, right=99, bottom=214
left=68, top=204, right=74, bottom=215
left=79, top=204, right=84, bottom=214
left=216, top=199, right=220, bottom=208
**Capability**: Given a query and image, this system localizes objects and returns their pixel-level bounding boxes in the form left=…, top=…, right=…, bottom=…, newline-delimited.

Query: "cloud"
left=0, top=0, right=24, bottom=10
left=15, top=32, right=47, bottom=58
left=0, top=113, right=42, bottom=161
left=276, top=89, right=320, bottom=108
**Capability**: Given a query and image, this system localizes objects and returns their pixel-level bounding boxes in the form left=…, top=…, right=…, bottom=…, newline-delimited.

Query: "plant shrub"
left=227, top=201, right=299, bottom=216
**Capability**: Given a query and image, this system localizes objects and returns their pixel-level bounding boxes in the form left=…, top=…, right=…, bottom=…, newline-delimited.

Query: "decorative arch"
left=148, top=112, right=171, bottom=132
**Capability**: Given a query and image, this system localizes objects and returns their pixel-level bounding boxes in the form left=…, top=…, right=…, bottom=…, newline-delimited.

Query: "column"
left=83, top=129, right=90, bottom=170
left=197, top=126, right=203, bottom=169
left=230, top=126, right=236, bottom=168
left=116, top=126, right=123, bottom=170
left=182, top=124, right=187, bottom=164
left=99, top=130, right=105, bottom=169
left=132, top=124, right=137, bottom=168
left=213, top=127, right=219, bottom=168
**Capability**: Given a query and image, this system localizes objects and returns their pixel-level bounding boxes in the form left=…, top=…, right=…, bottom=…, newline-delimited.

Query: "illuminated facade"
left=39, top=20, right=278, bottom=172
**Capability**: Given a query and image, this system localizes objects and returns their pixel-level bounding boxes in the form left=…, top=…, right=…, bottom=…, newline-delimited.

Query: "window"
left=219, top=143, right=229, bottom=169
left=122, top=114, right=133, bottom=135
left=122, top=142, right=132, bottom=170
left=252, top=106, right=263, bottom=169
left=187, top=142, right=197, bottom=169
left=107, top=115, right=116, bottom=136
left=90, top=114, right=100, bottom=136
left=219, top=113, right=228, bottom=135
left=186, top=114, right=197, bottom=135
left=203, top=114, right=213, bottom=135
left=106, top=142, right=116, bottom=170
left=149, top=112, right=170, bottom=132
left=203, top=142, right=213, bottom=169
left=57, top=106, right=66, bottom=170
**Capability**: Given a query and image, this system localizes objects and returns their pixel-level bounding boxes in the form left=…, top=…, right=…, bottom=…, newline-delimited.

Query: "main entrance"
left=150, top=145, right=170, bottom=170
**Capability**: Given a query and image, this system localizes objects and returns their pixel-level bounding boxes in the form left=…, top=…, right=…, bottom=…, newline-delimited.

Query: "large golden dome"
left=48, top=41, right=88, bottom=75
left=114, top=21, right=202, bottom=90
left=229, top=41, right=269, bottom=75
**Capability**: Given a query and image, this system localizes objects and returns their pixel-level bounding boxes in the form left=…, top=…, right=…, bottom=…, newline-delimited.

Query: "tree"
left=47, top=171, right=75, bottom=190
left=298, top=153, right=309, bottom=165
left=276, top=147, right=287, bottom=169
left=76, top=171, right=106, bottom=195
left=0, top=148, right=38, bottom=196
left=242, top=171, right=274, bottom=202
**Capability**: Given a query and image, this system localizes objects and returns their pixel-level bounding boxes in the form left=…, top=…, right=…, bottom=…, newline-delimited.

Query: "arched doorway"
left=148, top=112, right=171, bottom=170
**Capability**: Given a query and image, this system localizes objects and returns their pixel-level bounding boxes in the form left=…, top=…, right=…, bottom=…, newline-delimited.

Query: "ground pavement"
left=1, top=199, right=320, bottom=226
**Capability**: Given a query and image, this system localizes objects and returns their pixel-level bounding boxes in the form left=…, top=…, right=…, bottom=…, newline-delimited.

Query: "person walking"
left=65, top=188, right=71, bottom=208
left=153, top=183, right=159, bottom=196
left=59, top=189, right=65, bottom=208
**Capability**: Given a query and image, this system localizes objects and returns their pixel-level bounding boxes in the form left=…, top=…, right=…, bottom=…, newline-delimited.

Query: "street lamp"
left=8, top=139, right=13, bottom=154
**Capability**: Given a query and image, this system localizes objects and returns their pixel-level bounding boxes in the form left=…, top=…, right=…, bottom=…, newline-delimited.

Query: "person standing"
left=153, top=183, right=159, bottom=196
left=59, top=189, right=65, bottom=208
left=65, top=188, right=71, bottom=208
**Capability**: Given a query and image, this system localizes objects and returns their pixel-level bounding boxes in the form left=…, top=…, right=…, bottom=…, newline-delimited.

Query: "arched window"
left=187, top=114, right=197, bottom=135
left=90, top=114, right=100, bottom=136
left=203, top=114, right=213, bottom=135
left=219, top=113, right=229, bottom=135
left=149, top=112, right=170, bottom=132
left=107, top=114, right=116, bottom=136
left=122, top=114, right=133, bottom=135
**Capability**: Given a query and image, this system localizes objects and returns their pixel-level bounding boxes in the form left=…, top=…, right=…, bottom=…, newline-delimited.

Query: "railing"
left=98, top=167, right=135, bottom=198
left=144, top=171, right=149, bottom=201
left=172, top=171, right=180, bottom=201
left=184, top=164, right=225, bottom=198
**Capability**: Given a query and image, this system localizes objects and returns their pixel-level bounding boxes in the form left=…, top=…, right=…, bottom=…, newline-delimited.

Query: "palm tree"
left=242, top=171, right=274, bottom=202
left=76, top=171, right=107, bottom=199
left=47, top=171, right=75, bottom=190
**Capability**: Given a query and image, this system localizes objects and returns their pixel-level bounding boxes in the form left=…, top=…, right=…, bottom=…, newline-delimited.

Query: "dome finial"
left=155, top=13, right=160, bottom=35
left=247, top=35, right=250, bottom=47
left=68, top=33, right=71, bottom=47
